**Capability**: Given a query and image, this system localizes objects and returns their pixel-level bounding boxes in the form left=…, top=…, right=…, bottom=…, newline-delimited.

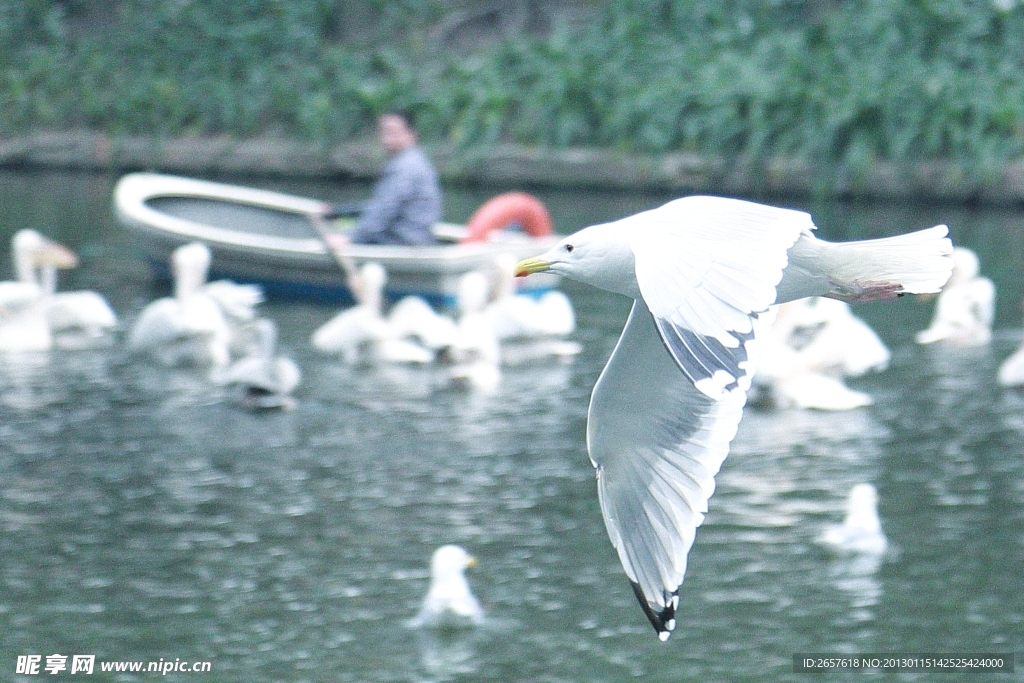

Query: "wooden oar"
left=307, top=212, right=366, bottom=304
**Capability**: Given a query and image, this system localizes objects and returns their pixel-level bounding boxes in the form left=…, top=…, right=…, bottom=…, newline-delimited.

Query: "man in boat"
left=327, top=110, right=442, bottom=247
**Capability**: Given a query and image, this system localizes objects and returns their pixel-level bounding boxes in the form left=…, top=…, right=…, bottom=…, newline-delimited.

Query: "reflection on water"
left=0, top=353, right=65, bottom=410
left=0, top=170, right=1022, bottom=681
left=827, top=552, right=883, bottom=623
left=412, top=628, right=487, bottom=680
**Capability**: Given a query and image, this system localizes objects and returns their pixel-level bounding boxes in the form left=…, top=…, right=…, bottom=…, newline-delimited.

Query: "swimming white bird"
left=128, top=242, right=232, bottom=368
left=410, top=545, right=484, bottom=629
left=481, top=254, right=581, bottom=365
left=444, top=271, right=502, bottom=393
left=38, top=261, right=118, bottom=349
left=387, top=295, right=458, bottom=352
left=916, top=247, right=995, bottom=346
left=515, top=195, right=952, bottom=639
left=754, top=298, right=886, bottom=410
left=202, top=279, right=264, bottom=322
left=820, top=483, right=888, bottom=556
left=312, top=262, right=433, bottom=364
left=202, top=278, right=265, bottom=357
left=0, top=230, right=79, bottom=353
left=213, top=318, right=301, bottom=410
left=776, top=297, right=890, bottom=378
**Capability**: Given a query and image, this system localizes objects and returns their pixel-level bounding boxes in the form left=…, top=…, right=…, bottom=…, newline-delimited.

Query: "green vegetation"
left=3, top=0, right=1024, bottom=177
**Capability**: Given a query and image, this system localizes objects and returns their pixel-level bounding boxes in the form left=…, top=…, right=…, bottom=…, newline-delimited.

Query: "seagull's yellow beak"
left=36, top=239, right=78, bottom=269
left=466, top=556, right=479, bottom=568
left=514, top=256, right=550, bottom=278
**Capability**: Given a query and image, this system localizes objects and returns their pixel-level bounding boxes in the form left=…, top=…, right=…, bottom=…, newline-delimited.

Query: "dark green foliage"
left=2, top=0, right=1024, bottom=176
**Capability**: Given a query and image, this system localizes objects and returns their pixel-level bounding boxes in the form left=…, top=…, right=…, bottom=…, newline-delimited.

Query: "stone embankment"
left=3, top=130, right=1024, bottom=203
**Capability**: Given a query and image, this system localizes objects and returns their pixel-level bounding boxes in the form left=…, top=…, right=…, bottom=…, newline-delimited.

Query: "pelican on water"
left=0, top=230, right=79, bottom=353
left=128, top=242, right=232, bottom=369
left=312, top=262, right=434, bottom=364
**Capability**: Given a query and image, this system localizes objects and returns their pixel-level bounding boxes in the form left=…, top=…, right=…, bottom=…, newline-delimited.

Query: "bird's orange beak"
left=36, top=238, right=79, bottom=269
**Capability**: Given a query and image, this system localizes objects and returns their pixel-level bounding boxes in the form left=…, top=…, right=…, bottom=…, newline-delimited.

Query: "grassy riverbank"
left=3, top=1, right=1024, bottom=194
left=6, top=130, right=1024, bottom=204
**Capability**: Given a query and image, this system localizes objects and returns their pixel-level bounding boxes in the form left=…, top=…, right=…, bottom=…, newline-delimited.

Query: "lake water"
left=0, top=169, right=1021, bottom=681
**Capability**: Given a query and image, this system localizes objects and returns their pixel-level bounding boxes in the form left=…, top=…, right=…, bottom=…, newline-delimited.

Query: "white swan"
left=202, top=279, right=263, bottom=321
left=916, top=247, right=995, bottom=346
left=820, top=483, right=888, bottom=556
left=0, top=230, right=78, bottom=353
left=478, top=254, right=581, bottom=365
left=409, top=545, right=484, bottom=629
left=128, top=242, right=232, bottom=368
left=214, top=318, right=300, bottom=410
left=443, top=271, right=501, bottom=392
left=312, top=262, right=433, bottom=364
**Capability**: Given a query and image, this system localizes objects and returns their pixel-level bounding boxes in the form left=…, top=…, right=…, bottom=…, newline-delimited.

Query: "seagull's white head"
left=429, top=544, right=477, bottom=588
left=412, top=544, right=484, bottom=628
left=514, top=223, right=639, bottom=298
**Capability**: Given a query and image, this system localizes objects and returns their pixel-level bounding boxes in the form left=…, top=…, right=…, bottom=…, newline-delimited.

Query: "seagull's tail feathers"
left=785, top=226, right=954, bottom=303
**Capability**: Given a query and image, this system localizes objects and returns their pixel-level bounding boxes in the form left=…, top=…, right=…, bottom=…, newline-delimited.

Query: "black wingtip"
left=630, top=581, right=678, bottom=641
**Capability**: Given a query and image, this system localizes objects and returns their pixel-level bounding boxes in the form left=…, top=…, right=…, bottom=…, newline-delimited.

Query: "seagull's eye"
left=564, top=244, right=575, bottom=253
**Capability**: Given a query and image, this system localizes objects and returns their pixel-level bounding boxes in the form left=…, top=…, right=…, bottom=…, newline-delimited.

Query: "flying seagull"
left=515, top=195, right=953, bottom=640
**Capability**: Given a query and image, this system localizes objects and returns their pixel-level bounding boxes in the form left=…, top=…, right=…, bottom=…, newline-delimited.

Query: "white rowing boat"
left=114, top=173, right=560, bottom=306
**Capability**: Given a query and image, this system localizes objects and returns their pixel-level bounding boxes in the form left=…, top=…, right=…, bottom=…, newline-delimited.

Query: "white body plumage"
left=410, top=545, right=484, bottom=629
left=820, top=483, right=888, bottom=556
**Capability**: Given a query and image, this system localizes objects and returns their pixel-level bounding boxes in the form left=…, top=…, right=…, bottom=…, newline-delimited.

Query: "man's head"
left=377, top=111, right=418, bottom=155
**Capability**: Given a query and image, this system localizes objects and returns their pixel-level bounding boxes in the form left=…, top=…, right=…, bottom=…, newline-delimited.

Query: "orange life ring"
left=462, top=192, right=553, bottom=243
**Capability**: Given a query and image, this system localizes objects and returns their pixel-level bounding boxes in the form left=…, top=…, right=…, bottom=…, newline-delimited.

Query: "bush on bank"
left=2, top=0, right=1024, bottom=179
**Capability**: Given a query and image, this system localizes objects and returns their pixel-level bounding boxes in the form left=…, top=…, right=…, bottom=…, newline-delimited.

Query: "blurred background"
left=3, top=0, right=1024, bottom=189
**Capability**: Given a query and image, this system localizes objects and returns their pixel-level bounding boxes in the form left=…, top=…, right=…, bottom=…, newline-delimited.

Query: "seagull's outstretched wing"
left=630, top=196, right=810, bottom=398
left=589, top=299, right=761, bottom=640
